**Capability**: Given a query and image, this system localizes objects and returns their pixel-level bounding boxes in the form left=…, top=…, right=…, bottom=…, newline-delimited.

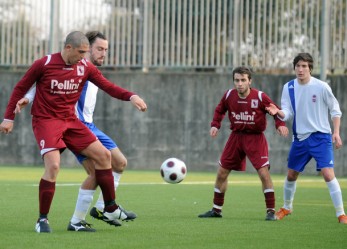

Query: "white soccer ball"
left=160, top=158, right=187, bottom=184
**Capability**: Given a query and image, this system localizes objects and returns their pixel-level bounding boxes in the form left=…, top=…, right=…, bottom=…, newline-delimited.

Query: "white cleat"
left=103, top=207, right=128, bottom=222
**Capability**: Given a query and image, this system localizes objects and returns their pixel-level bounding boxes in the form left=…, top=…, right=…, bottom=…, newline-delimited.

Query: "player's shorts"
left=32, top=117, right=98, bottom=156
left=75, top=122, right=118, bottom=164
left=219, top=132, right=270, bottom=171
left=288, top=132, right=334, bottom=172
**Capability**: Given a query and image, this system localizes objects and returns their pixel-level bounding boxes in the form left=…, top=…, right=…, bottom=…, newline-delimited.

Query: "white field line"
left=23, top=178, right=347, bottom=187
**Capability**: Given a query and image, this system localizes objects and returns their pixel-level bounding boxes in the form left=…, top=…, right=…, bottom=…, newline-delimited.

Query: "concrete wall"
left=1, top=70, right=347, bottom=176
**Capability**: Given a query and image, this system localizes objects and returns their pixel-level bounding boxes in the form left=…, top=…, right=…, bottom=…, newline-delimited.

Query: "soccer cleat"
left=118, top=205, right=137, bottom=221
left=35, top=218, right=52, bottom=233
left=90, top=207, right=122, bottom=227
left=198, top=209, right=222, bottom=218
left=103, top=207, right=128, bottom=221
left=67, top=220, right=96, bottom=232
left=338, top=214, right=347, bottom=224
left=265, top=210, right=277, bottom=221
left=275, top=208, right=292, bottom=220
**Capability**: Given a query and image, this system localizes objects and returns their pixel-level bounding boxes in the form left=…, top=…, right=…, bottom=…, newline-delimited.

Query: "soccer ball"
left=160, top=158, right=187, bottom=184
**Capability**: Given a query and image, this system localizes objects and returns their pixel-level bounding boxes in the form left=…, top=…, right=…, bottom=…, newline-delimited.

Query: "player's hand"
left=277, top=126, right=289, bottom=137
left=265, top=103, right=279, bottom=116
left=130, top=95, right=147, bottom=112
left=210, top=127, right=219, bottom=138
left=0, top=120, right=14, bottom=134
left=332, top=133, right=343, bottom=149
left=14, top=98, right=30, bottom=114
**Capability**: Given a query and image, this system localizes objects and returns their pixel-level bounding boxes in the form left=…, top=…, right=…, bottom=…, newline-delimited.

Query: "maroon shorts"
left=219, top=132, right=270, bottom=171
left=32, top=117, right=97, bottom=155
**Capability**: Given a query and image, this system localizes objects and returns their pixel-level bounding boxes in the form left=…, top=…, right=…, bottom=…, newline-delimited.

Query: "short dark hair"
left=64, top=31, right=89, bottom=48
left=85, top=31, right=107, bottom=45
left=232, top=66, right=253, bottom=80
left=293, top=53, right=314, bottom=72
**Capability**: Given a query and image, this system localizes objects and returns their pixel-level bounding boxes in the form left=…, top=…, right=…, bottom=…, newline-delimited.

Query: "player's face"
left=89, top=38, right=109, bottom=66
left=66, top=44, right=89, bottom=65
left=295, top=60, right=311, bottom=84
left=233, top=73, right=251, bottom=97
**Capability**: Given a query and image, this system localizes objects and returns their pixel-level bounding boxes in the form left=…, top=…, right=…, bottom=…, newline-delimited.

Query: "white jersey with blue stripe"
left=75, top=81, right=98, bottom=123
left=280, top=76, right=342, bottom=141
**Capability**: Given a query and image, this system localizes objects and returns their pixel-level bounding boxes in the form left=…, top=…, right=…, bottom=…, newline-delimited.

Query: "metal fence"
left=0, top=0, right=346, bottom=74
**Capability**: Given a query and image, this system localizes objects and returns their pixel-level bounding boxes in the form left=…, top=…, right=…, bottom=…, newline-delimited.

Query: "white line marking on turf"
left=25, top=178, right=347, bottom=187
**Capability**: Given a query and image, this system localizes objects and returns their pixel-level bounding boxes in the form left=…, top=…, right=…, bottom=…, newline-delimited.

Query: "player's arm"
left=87, top=66, right=135, bottom=101
left=0, top=119, right=14, bottom=134
left=3, top=59, right=43, bottom=121
left=210, top=92, right=228, bottom=137
left=14, top=86, right=36, bottom=114
left=262, top=92, right=288, bottom=137
left=265, top=103, right=285, bottom=119
left=332, top=116, right=342, bottom=149
left=130, top=95, right=147, bottom=112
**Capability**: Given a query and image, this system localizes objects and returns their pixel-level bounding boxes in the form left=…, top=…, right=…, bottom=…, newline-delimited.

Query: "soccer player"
left=19, top=31, right=139, bottom=231
left=0, top=31, right=147, bottom=233
left=198, top=66, right=288, bottom=221
left=266, top=53, right=347, bottom=224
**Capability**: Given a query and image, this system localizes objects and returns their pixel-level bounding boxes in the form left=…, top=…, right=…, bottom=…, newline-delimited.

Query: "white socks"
left=283, top=178, right=296, bottom=210
left=70, top=188, right=95, bottom=224
left=326, top=178, right=345, bottom=217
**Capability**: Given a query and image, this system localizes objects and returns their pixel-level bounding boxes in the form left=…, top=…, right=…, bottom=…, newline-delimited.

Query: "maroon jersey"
left=4, top=53, right=134, bottom=120
left=211, top=88, right=284, bottom=133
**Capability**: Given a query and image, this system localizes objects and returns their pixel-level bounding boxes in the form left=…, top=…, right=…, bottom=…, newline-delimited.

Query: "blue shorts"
left=75, top=122, right=117, bottom=164
left=287, top=132, right=334, bottom=172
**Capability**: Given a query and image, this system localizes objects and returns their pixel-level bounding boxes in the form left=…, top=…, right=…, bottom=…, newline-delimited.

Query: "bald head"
left=64, top=31, right=90, bottom=48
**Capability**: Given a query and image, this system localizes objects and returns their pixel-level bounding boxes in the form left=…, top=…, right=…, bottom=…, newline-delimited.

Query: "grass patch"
left=0, top=166, right=346, bottom=249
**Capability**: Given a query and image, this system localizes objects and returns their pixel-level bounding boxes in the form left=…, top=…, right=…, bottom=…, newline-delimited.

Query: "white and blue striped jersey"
left=75, top=81, right=98, bottom=123
left=280, top=76, right=342, bottom=141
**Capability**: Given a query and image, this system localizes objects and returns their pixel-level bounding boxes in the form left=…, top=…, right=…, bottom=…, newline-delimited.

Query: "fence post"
left=49, top=0, right=60, bottom=54
left=320, top=0, right=330, bottom=81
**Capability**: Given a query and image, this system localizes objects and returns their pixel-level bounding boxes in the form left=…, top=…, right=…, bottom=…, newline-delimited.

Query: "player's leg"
left=68, top=158, right=97, bottom=232
left=311, top=132, right=347, bottom=223
left=80, top=141, right=127, bottom=222
left=91, top=147, right=136, bottom=221
left=198, top=166, right=230, bottom=218
left=276, top=138, right=310, bottom=220
left=276, top=169, right=299, bottom=220
left=321, top=168, right=347, bottom=223
left=257, top=166, right=276, bottom=221
left=199, top=133, right=242, bottom=218
left=84, top=125, right=135, bottom=221
left=66, top=121, right=127, bottom=222
left=94, top=148, right=126, bottom=210
left=36, top=150, right=61, bottom=233
left=32, top=118, right=67, bottom=233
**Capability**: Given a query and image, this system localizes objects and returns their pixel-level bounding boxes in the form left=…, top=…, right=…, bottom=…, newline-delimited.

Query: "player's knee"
left=112, top=157, right=127, bottom=172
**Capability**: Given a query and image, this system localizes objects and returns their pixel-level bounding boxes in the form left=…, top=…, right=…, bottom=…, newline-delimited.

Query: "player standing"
left=266, top=53, right=347, bottom=223
left=198, top=66, right=288, bottom=220
left=0, top=31, right=147, bottom=233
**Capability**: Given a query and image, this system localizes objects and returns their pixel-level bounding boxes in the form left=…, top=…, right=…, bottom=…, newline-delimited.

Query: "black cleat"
left=265, top=210, right=277, bottom=221
left=67, top=220, right=96, bottom=232
left=35, top=218, right=52, bottom=233
left=90, top=207, right=122, bottom=227
left=198, top=210, right=222, bottom=218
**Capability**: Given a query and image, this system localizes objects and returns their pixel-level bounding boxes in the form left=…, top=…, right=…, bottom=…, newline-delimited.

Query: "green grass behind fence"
left=0, top=166, right=346, bottom=249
